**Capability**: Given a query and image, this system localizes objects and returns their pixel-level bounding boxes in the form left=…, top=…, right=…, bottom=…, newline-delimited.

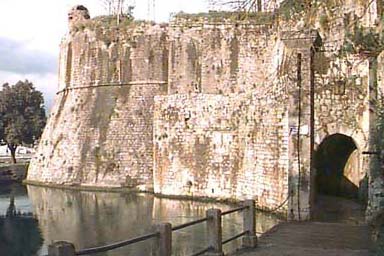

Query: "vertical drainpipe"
left=296, top=52, right=302, bottom=221
left=309, top=46, right=315, bottom=219
left=295, top=42, right=316, bottom=221
left=257, top=0, right=262, bottom=12
left=284, top=30, right=319, bottom=221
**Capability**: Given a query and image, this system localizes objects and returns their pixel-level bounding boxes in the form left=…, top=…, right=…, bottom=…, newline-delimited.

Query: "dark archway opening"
left=313, top=134, right=367, bottom=223
left=314, top=134, right=358, bottom=198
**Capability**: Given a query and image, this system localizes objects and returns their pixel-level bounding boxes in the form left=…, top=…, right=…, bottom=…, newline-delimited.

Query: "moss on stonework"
left=319, top=14, right=330, bottom=31
left=71, top=14, right=152, bottom=36
left=276, top=0, right=355, bottom=25
left=84, top=86, right=119, bottom=182
left=343, top=25, right=384, bottom=56
left=51, top=134, right=64, bottom=156
left=174, top=11, right=273, bottom=24
left=277, top=0, right=305, bottom=20
left=91, top=15, right=134, bottom=29
left=230, top=37, right=239, bottom=77
left=313, top=52, right=331, bottom=75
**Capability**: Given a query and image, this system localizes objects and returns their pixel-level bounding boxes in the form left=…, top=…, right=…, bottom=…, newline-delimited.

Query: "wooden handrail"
left=47, top=199, right=257, bottom=256
left=172, top=217, right=209, bottom=231
left=76, top=232, right=159, bottom=255
left=221, top=205, right=248, bottom=216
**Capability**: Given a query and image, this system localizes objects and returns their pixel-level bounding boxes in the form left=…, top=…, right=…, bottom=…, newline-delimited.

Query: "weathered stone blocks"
left=27, top=2, right=384, bottom=219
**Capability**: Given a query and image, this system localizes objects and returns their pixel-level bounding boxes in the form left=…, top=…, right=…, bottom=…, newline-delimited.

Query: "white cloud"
left=0, top=0, right=209, bottom=55
left=0, top=37, right=56, bottom=74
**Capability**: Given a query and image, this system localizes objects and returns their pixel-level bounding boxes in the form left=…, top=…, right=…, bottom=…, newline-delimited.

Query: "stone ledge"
left=22, top=180, right=153, bottom=194
left=22, top=180, right=286, bottom=218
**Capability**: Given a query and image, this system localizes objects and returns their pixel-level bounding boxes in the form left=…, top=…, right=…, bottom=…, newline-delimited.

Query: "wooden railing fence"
left=48, top=200, right=257, bottom=256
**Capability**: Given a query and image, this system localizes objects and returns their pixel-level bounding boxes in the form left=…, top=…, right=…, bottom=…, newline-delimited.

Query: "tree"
left=99, top=0, right=135, bottom=24
left=207, top=0, right=311, bottom=13
left=208, top=0, right=269, bottom=12
left=0, top=81, right=46, bottom=163
left=99, top=0, right=135, bottom=16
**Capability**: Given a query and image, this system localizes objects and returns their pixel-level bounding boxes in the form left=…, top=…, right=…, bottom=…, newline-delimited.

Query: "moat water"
left=0, top=183, right=282, bottom=256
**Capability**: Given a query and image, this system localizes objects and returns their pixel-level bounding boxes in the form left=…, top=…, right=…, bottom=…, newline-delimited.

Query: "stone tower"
left=27, top=7, right=168, bottom=190
left=68, top=5, right=90, bottom=31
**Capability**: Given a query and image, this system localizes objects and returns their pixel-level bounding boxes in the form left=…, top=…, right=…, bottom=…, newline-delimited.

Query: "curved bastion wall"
left=27, top=12, right=168, bottom=190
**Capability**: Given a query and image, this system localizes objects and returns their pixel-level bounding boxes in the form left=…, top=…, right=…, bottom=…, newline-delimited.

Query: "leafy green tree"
left=0, top=81, right=46, bottom=163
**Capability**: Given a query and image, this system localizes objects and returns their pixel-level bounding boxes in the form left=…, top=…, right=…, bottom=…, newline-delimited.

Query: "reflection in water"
left=1, top=184, right=281, bottom=255
left=0, top=185, right=43, bottom=256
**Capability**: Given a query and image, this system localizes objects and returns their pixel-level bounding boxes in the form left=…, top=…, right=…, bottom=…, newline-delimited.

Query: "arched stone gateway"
left=314, top=134, right=366, bottom=200
left=311, top=134, right=369, bottom=222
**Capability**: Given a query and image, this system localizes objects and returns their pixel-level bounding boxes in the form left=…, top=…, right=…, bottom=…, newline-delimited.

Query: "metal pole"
left=257, top=0, right=262, bottom=12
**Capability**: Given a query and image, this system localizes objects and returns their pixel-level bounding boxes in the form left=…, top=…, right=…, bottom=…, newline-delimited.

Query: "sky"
left=0, top=0, right=209, bottom=110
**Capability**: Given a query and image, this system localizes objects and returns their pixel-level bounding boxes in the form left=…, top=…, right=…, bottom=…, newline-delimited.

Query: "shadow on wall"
left=314, top=133, right=367, bottom=202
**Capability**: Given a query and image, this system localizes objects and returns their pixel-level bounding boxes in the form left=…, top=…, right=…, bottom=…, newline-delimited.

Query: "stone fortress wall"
left=153, top=17, right=290, bottom=210
left=27, top=1, right=384, bottom=219
left=27, top=11, right=169, bottom=190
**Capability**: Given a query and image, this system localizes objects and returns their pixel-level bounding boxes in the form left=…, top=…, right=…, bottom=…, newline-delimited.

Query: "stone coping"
left=22, top=180, right=287, bottom=218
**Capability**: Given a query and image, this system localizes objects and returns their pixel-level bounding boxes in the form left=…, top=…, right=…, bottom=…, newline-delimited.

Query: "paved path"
left=230, top=196, right=377, bottom=256
left=233, top=221, right=373, bottom=256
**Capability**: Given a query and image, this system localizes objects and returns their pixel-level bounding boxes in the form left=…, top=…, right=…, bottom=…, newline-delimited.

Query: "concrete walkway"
left=233, top=221, right=373, bottom=256
left=232, top=196, right=374, bottom=256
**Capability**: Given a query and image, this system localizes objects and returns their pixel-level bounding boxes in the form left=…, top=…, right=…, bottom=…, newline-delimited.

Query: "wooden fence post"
left=206, top=208, right=224, bottom=256
left=156, top=222, right=172, bottom=256
left=242, top=199, right=257, bottom=248
left=48, top=241, right=76, bottom=256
